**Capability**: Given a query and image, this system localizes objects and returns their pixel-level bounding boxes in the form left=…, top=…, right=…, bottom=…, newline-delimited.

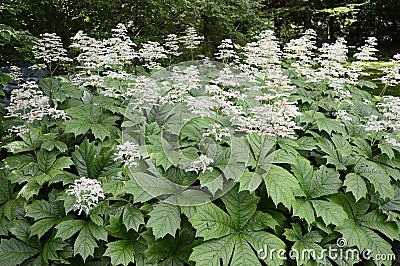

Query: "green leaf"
left=72, top=139, right=95, bottom=178
left=316, top=117, right=346, bottom=135
left=354, top=159, right=394, bottom=200
left=42, top=237, right=67, bottom=263
left=64, top=120, right=91, bottom=137
left=308, top=166, right=342, bottom=198
left=86, top=221, right=108, bottom=241
left=238, top=172, right=263, bottom=193
left=4, top=141, right=32, bottom=153
left=242, top=231, right=286, bottom=266
left=74, top=223, right=98, bottom=262
left=292, top=198, right=315, bottom=225
left=26, top=200, right=58, bottom=220
left=9, top=220, right=35, bottom=245
left=30, top=217, right=60, bottom=238
left=311, top=200, right=348, bottom=226
left=90, top=123, right=111, bottom=141
left=263, top=164, right=303, bottom=208
left=343, top=173, right=367, bottom=202
left=55, top=220, right=86, bottom=241
left=0, top=238, right=40, bottom=265
left=123, top=204, right=144, bottom=232
left=221, top=186, right=259, bottom=229
left=190, top=203, right=235, bottom=241
left=189, top=235, right=235, bottom=266
left=230, top=235, right=263, bottom=266
left=289, top=230, right=324, bottom=265
left=18, top=179, right=41, bottom=200
left=37, top=149, right=58, bottom=173
left=147, top=203, right=181, bottom=239
left=243, top=211, right=279, bottom=231
left=198, top=170, right=224, bottom=196
left=104, top=240, right=135, bottom=266
left=360, top=210, right=399, bottom=241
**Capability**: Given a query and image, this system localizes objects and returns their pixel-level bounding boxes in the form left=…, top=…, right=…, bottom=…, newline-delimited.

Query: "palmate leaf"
left=189, top=186, right=285, bottom=266
left=284, top=227, right=325, bottom=266
left=354, top=158, right=394, bottom=200
left=42, top=237, right=67, bottom=263
left=104, top=240, right=135, bottom=266
left=221, top=186, right=259, bottom=229
left=292, top=197, right=315, bottom=225
left=263, top=164, right=303, bottom=209
left=64, top=104, right=113, bottom=141
left=25, top=199, right=59, bottom=220
left=143, top=220, right=201, bottom=265
left=147, top=202, right=181, bottom=239
left=30, top=217, right=60, bottom=239
left=311, top=200, right=348, bottom=226
left=55, top=220, right=86, bottom=241
left=122, top=204, right=144, bottom=232
left=74, top=224, right=97, bottom=262
left=0, top=238, right=40, bottom=265
left=343, top=173, right=367, bottom=202
left=308, top=166, right=342, bottom=198
left=360, top=210, right=399, bottom=241
left=189, top=235, right=235, bottom=266
left=189, top=203, right=235, bottom=241
left=336, top=219, right=393, bottom=266
left=72, top=139, right=118, bottom=178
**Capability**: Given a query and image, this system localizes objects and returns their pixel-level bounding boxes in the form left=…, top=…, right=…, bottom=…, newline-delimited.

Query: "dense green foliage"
left=0, top=22, right=400, bottom=265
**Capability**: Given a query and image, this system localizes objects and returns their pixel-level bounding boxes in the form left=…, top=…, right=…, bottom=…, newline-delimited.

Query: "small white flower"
left=335, top=110, right=352, bottom=121
left=114, top=141, right=141, bottom=167
left=185, top=154, right=214, bottom=174
left=66, top=177, right=105, bottom=215
left=181, top=27, right=204, bottom=50
left=5, top=81, right=69, bottom=127
left=203, top=123, right=231, bottom=141
left=138, top=41, right=167, bottom=69
left=164, top=34, right=182, bottom=56
left=33, top=33, right=71, bottom=66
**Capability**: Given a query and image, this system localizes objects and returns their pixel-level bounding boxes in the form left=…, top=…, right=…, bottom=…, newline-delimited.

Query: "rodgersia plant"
left=1, top=25, right=400, bottom=266
left=66, top=177, right=105, bottom=215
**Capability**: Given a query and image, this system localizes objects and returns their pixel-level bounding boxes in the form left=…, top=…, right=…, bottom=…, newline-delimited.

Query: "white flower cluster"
left=334, top=110, right=352, bottom=121
left=70, top=24, right=136, bottom=87
left=161, top=65, right=201, bottom=104
left=181, top=27, right=204, bottom=50
left=164, top=34, right=182, bottom=56
left=215, top=39, right=239, bottom=61
left=203, top=123, right=231, bottom=141
left=353, top=37, right=379, bottom=62
left=242, top=30, right=282, bottom=80
left=114, top=141, right=141, bottom=167
left=127, top=76, right=161, bottom=111
left=32, top=33, right=71, bottom=67
left=364, top=115, right=389, bottom=132
left=384, top=136, right=400, bottom=147
left=378, top=54, right=400, bottom=87
left=283, top=29, right=317, bottom=78
left=236, top=98, right=301, bottom=139
left=66, top=177, right=105, bottom=215
left=185, top=154, right=214, bottom=174
left=376, top=96, right=400, bottom=132
left=5, top=81, right=69, bottom=134
left=138, top=41, right=168, bottom=69
left=9, top=66, right=23, bottom=82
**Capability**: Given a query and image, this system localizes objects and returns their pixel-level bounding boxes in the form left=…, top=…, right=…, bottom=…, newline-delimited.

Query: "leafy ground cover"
left=0, top=25, right=400, bottom=266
